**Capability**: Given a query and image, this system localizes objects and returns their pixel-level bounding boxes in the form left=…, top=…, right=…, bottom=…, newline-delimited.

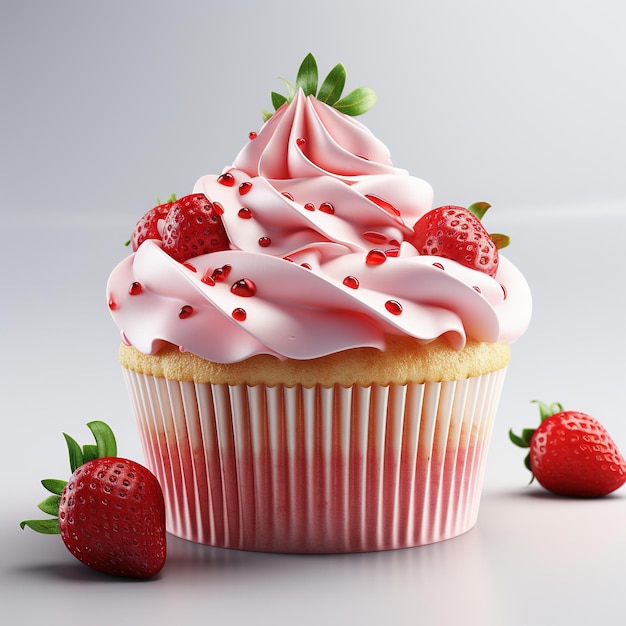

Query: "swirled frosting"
left=107, top=90, right=531, bottom=362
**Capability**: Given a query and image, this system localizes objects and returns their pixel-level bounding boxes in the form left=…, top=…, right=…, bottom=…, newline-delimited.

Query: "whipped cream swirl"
left=107, top=90, right=531, bottom=361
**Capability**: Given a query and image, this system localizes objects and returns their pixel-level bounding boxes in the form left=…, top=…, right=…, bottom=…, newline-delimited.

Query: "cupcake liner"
left=122, top=368, right=506, bottom=553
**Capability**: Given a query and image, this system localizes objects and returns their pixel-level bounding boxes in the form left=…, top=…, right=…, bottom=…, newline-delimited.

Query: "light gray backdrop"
left=1, top=2, right=625, bottom=625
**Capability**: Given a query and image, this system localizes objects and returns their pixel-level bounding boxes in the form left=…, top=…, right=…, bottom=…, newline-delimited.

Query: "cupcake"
left=107, top=55, right=531, bottom=553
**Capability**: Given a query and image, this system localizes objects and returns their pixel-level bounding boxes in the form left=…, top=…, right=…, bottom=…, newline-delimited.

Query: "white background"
left=1, top=1, right=625, bottom=625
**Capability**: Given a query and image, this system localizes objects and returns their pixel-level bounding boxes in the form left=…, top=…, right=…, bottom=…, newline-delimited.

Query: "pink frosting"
left=107, top=90, right=531, bottom=362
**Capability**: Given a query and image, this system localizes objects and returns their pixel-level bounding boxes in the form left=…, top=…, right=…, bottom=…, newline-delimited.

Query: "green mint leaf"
left=38, top=495, right=61, bottom=517
left=20, top=518, right=61, bottom=534
left=467, top=202, right=491, bottom=220
left=41, top=478, right=67, bottom=495
left=333, top=87, right=377, bottom=116
left=295, top=52, right=318, bottom=97
left=63, top=433, right=84, bottom=473
left=317, top=63, right=346, bottom=106
left=87, top=420, right=117, bottom=459
left=261, top=109, right=273, bottom=122
left=271, top=91, right=288, bottom=110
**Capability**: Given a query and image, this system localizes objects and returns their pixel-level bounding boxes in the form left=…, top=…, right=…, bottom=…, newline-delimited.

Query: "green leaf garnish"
left=334, top=87, right=377, bottom=117
left=317, top=63, right=346, bottom=106
left=295, top=52, right=318, bottom=96
left=271, top=91, right=288, bottom=110
left=264, top=53, right=376, bottom=119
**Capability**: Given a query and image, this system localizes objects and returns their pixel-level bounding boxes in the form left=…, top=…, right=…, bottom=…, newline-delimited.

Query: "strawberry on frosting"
left=107, top=54, right=532, bottom=362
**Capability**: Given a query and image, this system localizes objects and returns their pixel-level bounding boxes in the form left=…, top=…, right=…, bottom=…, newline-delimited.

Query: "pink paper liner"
left=122, top=368, right=506, bottom=553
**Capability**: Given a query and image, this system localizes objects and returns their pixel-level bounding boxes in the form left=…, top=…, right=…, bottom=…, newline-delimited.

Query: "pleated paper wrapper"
left=122, top=368, right=506, bottom=553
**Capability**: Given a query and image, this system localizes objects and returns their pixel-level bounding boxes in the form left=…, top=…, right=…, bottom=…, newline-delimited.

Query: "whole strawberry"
left=129, top=192, right=230, bottom=263
left=510, top=401, right=626, bottom=497
left=412, top=202, right=509, bottom=277
left=161, top=192, right=230, bottom=262
left=21, top=421, right=166, bottom=578
left=130, top=194, right=176, bottom=252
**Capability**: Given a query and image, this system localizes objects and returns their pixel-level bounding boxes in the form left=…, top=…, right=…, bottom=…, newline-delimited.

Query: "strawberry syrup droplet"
left=343, top=276, right=359, bottom=289
left=212, top=264, right=232, bottom=282
left=501, top=284, right=508, bottom=300
left=108, top=297, right=119, bottom=311
left=232, top=307, right=247, bottom=321
left=231, top=278, right=257, bottom=297
left=217, top=172, right=235, bottom=187
left=385, top=300, right=403, bottom=315
left=365, top=249, right=387, bottom=266
left=433, top=262, right=445, bottom=270
left=179, top=305, right=194, bottom=319
left=296, top=137, right=306, bottom=148
left=183, top=263, right=197, bottom=272
left=238, top=207, right=253, bottom=219
left=258, top=236, right=271, bottom=248
left=239, top=181, right=252, bottom=195
left=301, top=263, right=312, bottom=270
left=365, top=194, right=401, bottom=217
left=249, top=131, right=257, bottom=140
left=363, top=231, right=387, bottom=245
left=201, top=269, right=216, bottom=286
left=129, top=282, right=143, bottom=295
left=304, top=202, right=315, bottom=211
left=282, top=192, right=294, bottom=201
left=212, top=201, right=225, bottom=215
left=319, top=202, right=335, bottom=215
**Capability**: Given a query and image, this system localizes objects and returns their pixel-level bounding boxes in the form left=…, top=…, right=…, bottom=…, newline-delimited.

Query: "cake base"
left=122, top=368, right=506, bottom=553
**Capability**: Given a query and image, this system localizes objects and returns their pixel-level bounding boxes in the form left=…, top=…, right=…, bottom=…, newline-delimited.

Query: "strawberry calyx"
left=466, top=202, right=510, bottom=250
left=20, top=421, right=117, bottom=534
left=509, top=400, right=564, bottom=475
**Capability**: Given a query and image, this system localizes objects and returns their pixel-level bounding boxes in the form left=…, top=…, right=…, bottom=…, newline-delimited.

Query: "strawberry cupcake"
left=107, top=55, right=531, bottom=553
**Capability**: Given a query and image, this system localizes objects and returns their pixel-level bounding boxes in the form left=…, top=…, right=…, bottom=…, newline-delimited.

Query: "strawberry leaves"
left=20, top=421, right=117, bottom=533
left=263, top=53, right=377, bottom=121
left=467, top=202, right=510, bottom=250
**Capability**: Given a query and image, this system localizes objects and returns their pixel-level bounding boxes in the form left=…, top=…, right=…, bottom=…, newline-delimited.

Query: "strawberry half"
left=510, top=401, right=626, bottom=497
left=161, top=193, right=230, bottom=263
left=412, top=202, right=508, bottom=277
left=21, top=421, right=166, bottom=578
left=130, top=195, right=176, bottom=252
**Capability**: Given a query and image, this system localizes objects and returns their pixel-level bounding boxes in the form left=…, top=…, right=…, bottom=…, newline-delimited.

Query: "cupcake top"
left=107, top=55, right=531, bottom=363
